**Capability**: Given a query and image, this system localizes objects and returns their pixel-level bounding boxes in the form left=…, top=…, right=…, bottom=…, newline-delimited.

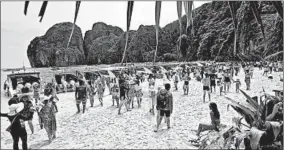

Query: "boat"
left=4, top=72, right=41, bottom=97
left=54, top=72, right=79, bottom=93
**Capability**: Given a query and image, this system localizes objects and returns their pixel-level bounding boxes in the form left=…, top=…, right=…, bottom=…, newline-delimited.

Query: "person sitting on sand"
left=265, top=101, right=283, bottom=122
left=75, top=80, right=87, bottom=113
left=196, top=102, right=220, bottom=136
left=154, top=83, right=173, bottom=132
left=202, top=73, right=211, bottom=102
left=1, top=98, right=28, bottom=150
left=38, top=97, right=57, bottom=143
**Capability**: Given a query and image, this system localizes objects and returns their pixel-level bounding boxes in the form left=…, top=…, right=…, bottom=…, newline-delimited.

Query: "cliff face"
left=83, top=22, right=124, bottom=64
left=27, top=22, right=85, bottom=67
left=28, top=1, right=283, bottom=67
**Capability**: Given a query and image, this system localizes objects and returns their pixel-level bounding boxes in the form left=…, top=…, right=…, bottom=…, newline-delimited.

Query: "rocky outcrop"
left=28, top=1, right=282, bottom=67
left=27, top=22, right=85, bottom=67
left=83, top=22, right=123, bottom=64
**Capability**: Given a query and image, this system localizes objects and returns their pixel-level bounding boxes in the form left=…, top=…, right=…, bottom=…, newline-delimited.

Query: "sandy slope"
left=1, top=68, right=282, bottom=149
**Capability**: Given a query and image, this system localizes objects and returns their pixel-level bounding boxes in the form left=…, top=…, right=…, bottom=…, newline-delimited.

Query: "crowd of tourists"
left=1, top=60, right=283, bottom=150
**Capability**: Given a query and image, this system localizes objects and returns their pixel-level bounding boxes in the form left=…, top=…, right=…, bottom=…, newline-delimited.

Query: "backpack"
left=157, top=91, right=169, bottom=109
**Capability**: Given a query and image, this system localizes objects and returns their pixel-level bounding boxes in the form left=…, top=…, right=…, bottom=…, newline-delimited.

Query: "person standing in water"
left=75, top=80, right=87, bottom=113
left=202, top=73, right=211, bottom=102
left=154, top=83, right=173, bottom=132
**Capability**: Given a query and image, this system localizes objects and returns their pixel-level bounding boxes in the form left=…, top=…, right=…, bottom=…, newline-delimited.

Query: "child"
left=234, top=79, right=241, bottom=93
left=149, top=85, right=156, bottom=115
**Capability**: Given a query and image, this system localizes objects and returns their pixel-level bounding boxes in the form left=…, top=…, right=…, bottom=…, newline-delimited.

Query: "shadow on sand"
left=29, top=140, right=50, bottom=149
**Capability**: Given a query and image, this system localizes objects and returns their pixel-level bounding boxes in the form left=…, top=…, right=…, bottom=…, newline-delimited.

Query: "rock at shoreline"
left=27, top=22, right=85, bottom=67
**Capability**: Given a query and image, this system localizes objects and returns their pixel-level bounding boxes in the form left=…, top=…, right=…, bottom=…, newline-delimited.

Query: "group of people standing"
left=1, top=60, right=282, bottom=150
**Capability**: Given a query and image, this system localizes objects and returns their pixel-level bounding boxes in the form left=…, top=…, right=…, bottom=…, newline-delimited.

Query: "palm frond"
left=177, top=1, right=183, bottom=36
left=121, top=1, right=134, bottom=65
left=264, top=51, right=283, bottom=60
left=24, top=1, right=30, bottom=15
left=183, top=1, right=193, bottom=36
left=240, top=90, right=262, bottom=114
left=38, top=1, right=48, bottom=22
left=153, top=1, right=162, bottom=65
left=272, top=1, right=283, bottom=19
left=67, top=1, right=81, bottom=48
left=225, top=97, right=257, bottom=126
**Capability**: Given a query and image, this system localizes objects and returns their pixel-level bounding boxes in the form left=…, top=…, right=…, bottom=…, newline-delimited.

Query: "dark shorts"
left=160, top=110, right=171, bottom=117
left=76, top=98, right=87, bottom=105
left=203, top=86, right=210, bottom=91
left=210, top=80, right=216, bottom=86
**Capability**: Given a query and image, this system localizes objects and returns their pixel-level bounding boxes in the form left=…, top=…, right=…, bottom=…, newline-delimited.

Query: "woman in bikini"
left=196, top=102, right=220, bottom=136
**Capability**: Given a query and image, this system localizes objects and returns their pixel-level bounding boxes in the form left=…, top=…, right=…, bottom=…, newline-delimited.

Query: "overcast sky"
left=1, top=1, right=209, bottom=68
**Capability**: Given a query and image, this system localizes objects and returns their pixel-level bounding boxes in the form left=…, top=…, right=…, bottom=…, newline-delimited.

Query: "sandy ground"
left=1, top=68, right=282, bottom=149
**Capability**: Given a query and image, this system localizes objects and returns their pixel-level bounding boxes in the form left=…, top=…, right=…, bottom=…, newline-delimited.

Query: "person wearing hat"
left=75, top=80, right=88, bottom=113
left=38, top=97, right=57, bottom=143
left=1, top=98, right=28, bottom=150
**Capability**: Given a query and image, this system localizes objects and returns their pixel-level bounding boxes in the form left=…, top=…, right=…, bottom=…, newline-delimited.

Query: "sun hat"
left=7, top=102, right=24, bottom=116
